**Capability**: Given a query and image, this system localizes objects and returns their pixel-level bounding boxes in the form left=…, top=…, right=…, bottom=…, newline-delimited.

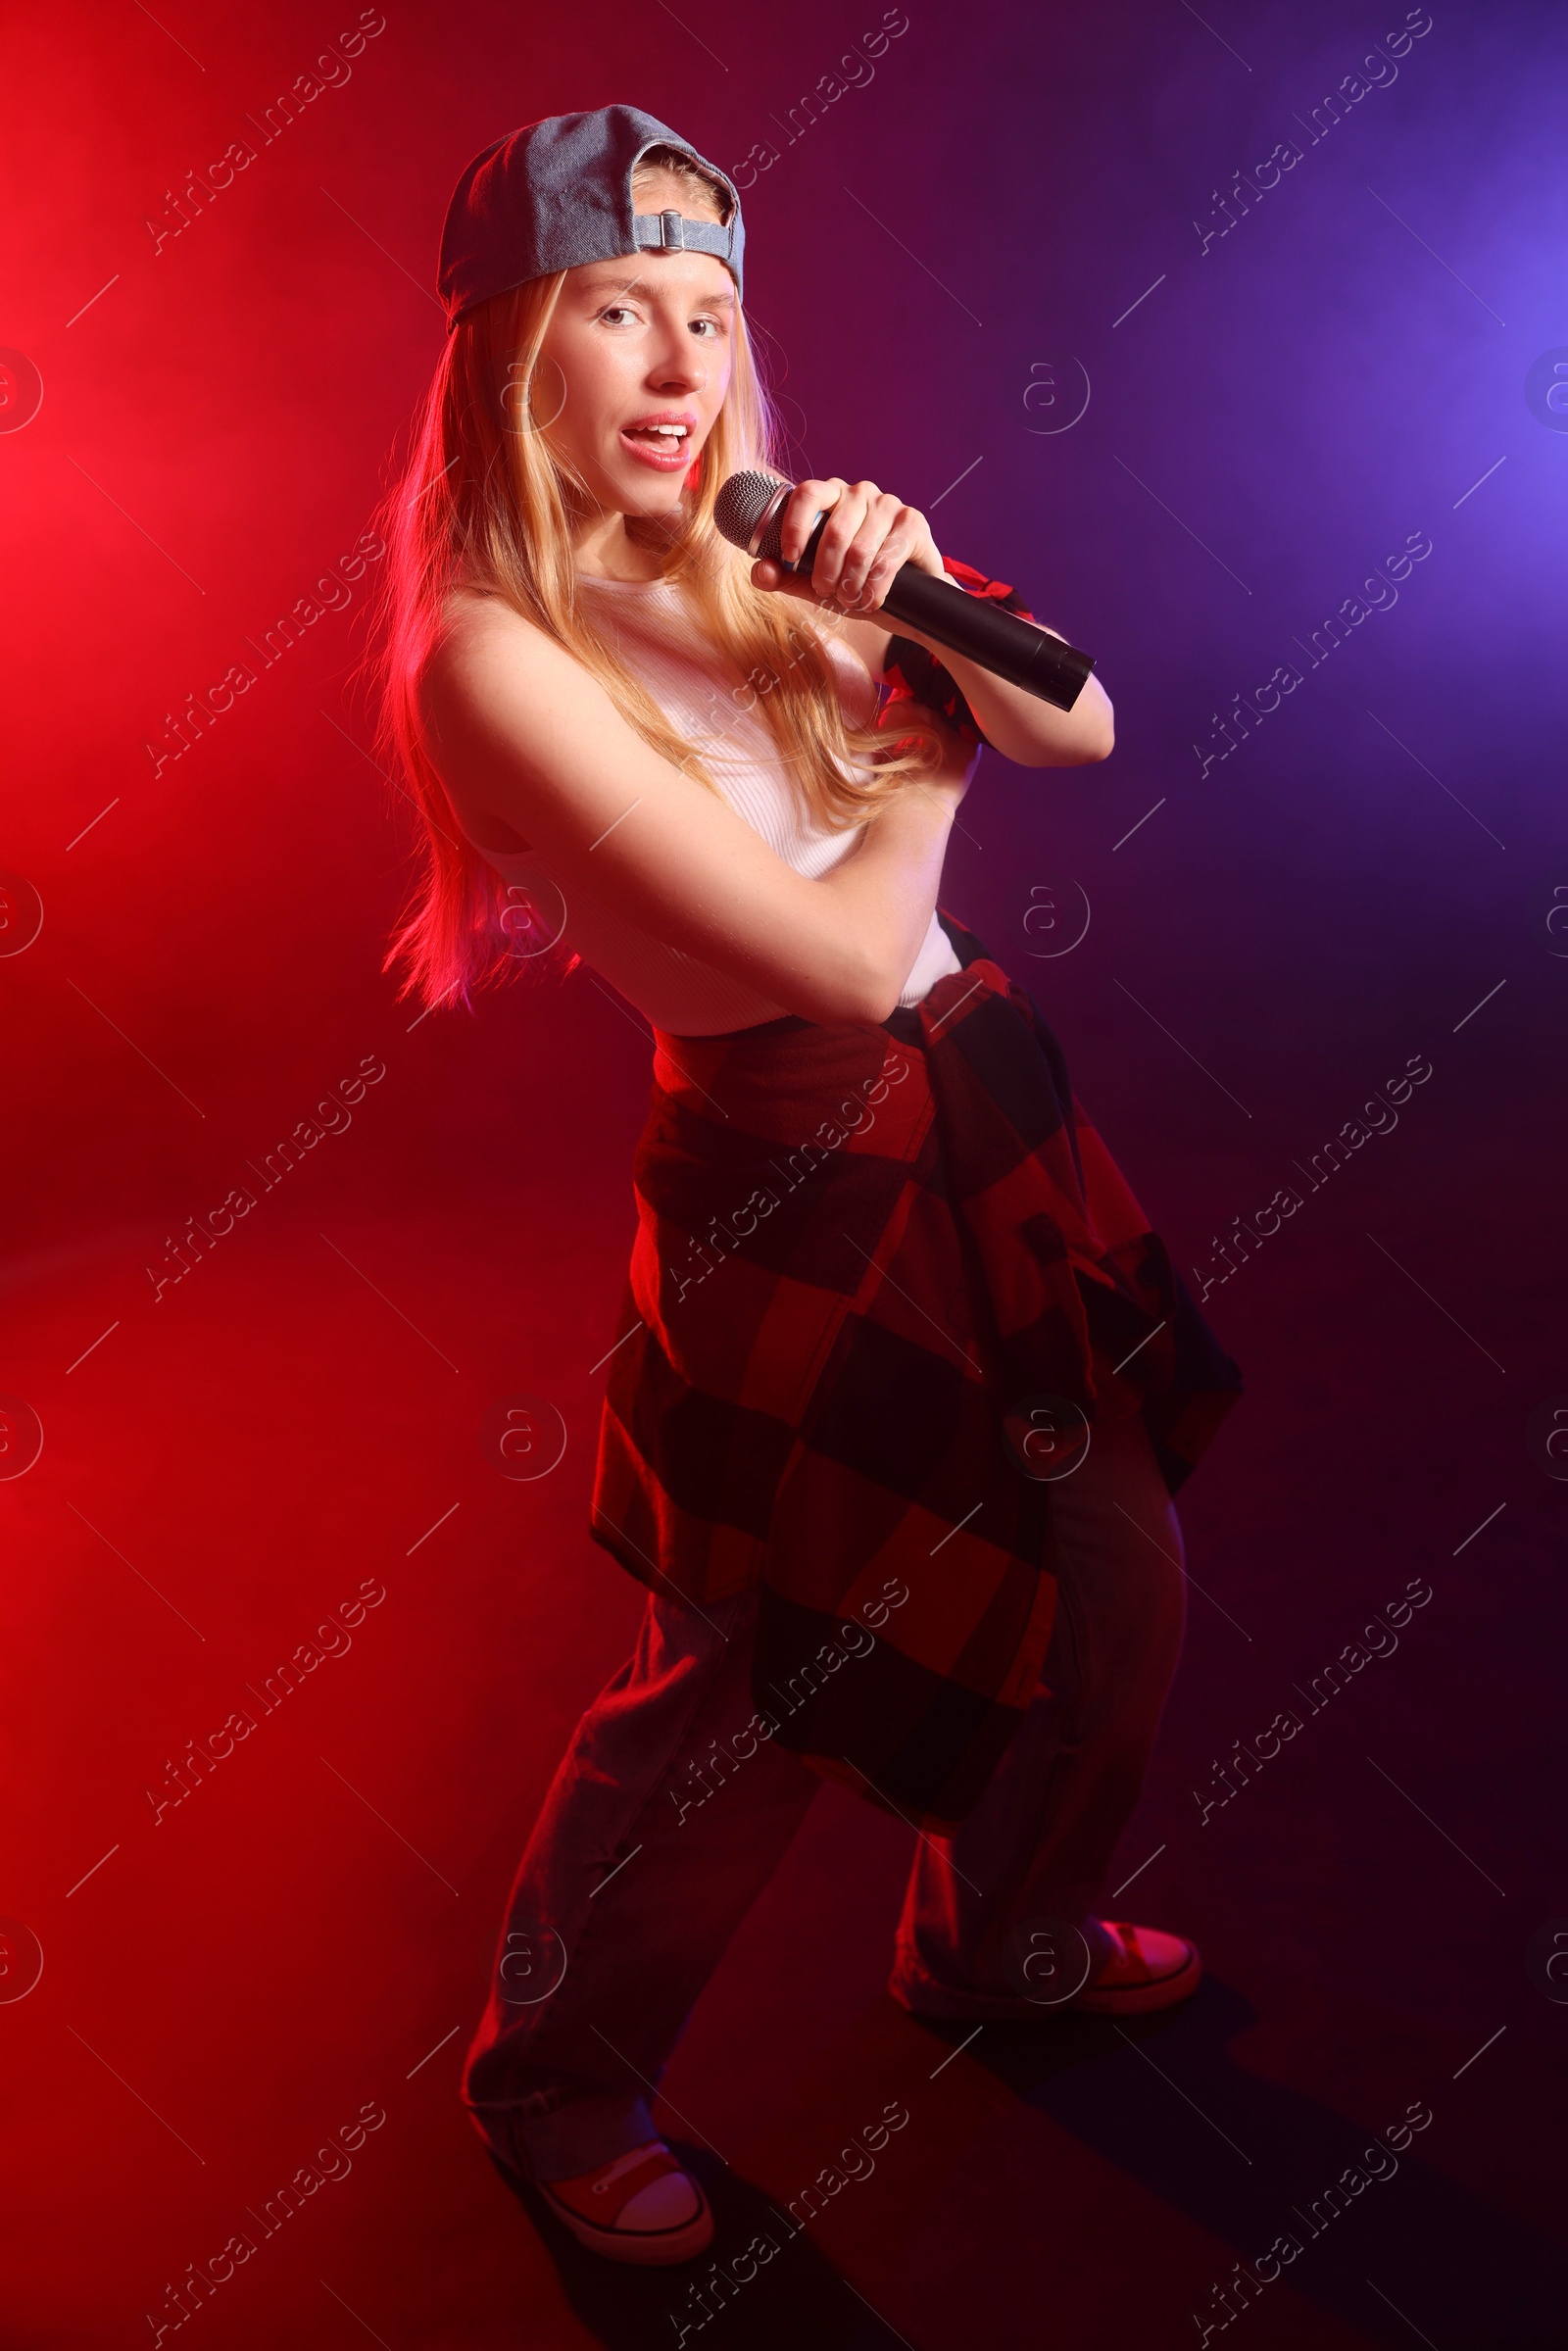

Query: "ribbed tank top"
left=464, top=573, right=962, bottom=1037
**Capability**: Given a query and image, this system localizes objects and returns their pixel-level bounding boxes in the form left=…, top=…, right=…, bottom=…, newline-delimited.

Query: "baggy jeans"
left=462, top=1406, right=1188, bottom=2183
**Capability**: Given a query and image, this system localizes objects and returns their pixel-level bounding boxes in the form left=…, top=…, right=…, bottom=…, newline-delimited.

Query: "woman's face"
left=533, top=175, right=735, bottom=518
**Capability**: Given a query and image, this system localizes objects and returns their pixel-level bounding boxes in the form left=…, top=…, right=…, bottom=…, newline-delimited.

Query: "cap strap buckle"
left=631, top=210, right=732, bottom=263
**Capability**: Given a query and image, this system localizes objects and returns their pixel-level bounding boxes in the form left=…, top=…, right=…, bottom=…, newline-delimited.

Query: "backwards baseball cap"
left=437, top=103, right=745, bottom=332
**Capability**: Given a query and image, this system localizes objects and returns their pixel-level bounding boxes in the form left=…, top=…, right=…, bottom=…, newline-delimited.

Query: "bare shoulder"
left=427, top=583, right=545, bottom=688
left=417, top=588, right=575, bottom=856
left=419, top=584, right=594, bottom=749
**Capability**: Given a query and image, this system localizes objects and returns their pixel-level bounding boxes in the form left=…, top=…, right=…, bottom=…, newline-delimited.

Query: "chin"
left=611, top=481, right=686, bottom=528
left=616, top=473, right=690, bottom=519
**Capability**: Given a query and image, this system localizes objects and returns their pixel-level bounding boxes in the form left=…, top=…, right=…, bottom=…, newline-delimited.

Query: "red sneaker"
left=537, top=2138, right=714, bottom=2265
left=1070, top=1919, right=1202, bottom=2014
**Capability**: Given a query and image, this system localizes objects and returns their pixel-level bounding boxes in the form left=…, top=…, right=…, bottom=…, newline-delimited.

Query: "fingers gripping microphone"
left=713, top=469, right=1097, bottom=713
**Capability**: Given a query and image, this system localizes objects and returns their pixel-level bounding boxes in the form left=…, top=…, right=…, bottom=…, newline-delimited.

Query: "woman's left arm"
left=751, top=475, right=1114, bottom=769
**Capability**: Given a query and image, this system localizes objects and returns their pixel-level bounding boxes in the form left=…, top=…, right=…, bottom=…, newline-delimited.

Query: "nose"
left=646, top=322, right=706, bottom=397
left=650, top=355, right=705, bottom=397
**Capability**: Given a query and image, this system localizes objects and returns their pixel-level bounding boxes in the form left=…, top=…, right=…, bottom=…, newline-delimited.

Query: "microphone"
left=713, top=468, right=1096, bottom=713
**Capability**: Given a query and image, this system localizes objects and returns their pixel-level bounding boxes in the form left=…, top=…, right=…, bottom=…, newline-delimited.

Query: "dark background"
left=3, top=2, right=1565, bottom=2343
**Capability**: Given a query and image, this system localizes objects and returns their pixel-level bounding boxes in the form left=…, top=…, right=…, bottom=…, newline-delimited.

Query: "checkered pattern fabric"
left=589, top=910, right=1243, bottom=1836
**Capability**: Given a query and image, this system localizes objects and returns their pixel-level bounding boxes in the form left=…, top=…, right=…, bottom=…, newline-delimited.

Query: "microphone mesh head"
left=713, top=468, right=791, bottom=560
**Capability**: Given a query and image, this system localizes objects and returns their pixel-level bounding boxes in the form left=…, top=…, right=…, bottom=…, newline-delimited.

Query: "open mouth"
left=619, top=421, right=696, bottom=470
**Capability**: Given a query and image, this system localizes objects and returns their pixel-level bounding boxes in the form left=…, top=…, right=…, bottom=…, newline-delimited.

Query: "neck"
left=572, top=505, right=670, bottom=584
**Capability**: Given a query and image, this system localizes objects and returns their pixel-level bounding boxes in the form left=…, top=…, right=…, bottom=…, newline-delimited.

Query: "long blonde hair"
left=366, top=145, right=945, bottom=1012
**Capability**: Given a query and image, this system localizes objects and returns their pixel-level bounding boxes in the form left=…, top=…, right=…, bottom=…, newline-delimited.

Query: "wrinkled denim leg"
left=890, top=1409, right=1189, bottom=2020
left=463, top=1585, right=820, bottom=2181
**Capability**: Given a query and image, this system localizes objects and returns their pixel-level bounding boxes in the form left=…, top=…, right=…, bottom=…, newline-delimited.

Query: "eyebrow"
left=581, top=269, right=735, bottom=308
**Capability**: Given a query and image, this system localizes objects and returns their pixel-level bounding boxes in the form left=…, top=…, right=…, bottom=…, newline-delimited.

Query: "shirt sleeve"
left=877, top=556, right=1039, bottom=748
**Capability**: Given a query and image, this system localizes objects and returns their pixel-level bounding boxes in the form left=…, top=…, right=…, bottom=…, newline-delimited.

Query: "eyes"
left=594, top=299, right=726, bottom=341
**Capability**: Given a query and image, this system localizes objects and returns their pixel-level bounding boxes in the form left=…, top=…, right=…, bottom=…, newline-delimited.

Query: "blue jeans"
left=463, top=1407, right=1187, bottom=2182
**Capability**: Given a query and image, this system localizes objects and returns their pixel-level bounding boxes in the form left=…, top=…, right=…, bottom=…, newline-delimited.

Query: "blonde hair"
left=366, top=143, right=945, bottom=1012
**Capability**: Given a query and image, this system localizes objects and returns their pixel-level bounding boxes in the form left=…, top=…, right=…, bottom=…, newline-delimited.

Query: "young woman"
left=372, top=107, right=1241, bottom=2268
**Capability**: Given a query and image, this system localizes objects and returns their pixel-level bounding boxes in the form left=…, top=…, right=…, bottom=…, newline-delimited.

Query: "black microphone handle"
left=779, top=517, right=1096, bottom=713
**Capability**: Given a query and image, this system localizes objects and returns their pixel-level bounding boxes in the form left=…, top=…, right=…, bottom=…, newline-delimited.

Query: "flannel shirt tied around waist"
left=589, top=559, right=1242, bottom=1836
left=589, top=916, right=1244, bottom=1837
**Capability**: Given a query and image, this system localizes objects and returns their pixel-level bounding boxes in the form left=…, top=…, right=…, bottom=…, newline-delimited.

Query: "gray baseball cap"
left=438, top=103, right=746, bottom=331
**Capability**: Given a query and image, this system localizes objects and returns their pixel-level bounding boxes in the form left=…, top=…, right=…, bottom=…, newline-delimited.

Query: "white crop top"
left=464, top=573, right=962, bottom=1037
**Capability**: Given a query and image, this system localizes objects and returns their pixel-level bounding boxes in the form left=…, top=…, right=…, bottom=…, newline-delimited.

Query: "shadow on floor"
left=921, top=1974, right=1560, bottom=2351
left=480, top=1977, right=1558, bottom=2351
